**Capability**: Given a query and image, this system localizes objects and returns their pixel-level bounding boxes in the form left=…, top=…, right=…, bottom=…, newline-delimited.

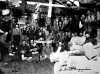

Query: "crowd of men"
left=10, top=10, right=99, bottom=61
left=0, top=5, right=100, bottom=64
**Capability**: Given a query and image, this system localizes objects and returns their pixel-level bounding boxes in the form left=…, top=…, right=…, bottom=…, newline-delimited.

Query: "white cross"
left=19, top=0, right=65, bottom=18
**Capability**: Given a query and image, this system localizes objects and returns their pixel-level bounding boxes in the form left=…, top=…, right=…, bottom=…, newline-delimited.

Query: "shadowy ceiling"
left=26, top=0, right=49, bottom=3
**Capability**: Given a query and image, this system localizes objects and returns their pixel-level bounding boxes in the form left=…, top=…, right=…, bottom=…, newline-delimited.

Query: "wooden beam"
left=19, top=1, right=65, bottom=7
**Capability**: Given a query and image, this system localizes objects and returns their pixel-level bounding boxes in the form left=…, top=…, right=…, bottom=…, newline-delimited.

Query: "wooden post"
left=47, top=0, right=53, bottom=18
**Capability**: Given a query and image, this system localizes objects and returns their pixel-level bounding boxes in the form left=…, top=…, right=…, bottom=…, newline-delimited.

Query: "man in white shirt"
left=50, top=42, right=70, bottom=74
left=69, top=35, right=86, bottom=54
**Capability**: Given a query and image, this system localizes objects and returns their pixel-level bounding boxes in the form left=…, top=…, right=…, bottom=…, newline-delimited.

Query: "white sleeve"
left=50, top=53, right=59, bottom=62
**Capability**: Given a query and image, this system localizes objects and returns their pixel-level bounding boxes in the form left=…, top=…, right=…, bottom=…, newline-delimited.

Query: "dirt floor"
left=0, top=56, right=100, bottom=74
left=0, top=59, right=54, bottom=74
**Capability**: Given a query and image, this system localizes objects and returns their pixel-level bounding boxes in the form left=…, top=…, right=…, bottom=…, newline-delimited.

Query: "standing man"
left=0, top=8, right=11, bottom=62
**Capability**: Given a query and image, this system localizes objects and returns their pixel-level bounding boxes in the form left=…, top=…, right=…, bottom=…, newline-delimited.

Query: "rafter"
left=19, top=0, right=66, bottom=18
